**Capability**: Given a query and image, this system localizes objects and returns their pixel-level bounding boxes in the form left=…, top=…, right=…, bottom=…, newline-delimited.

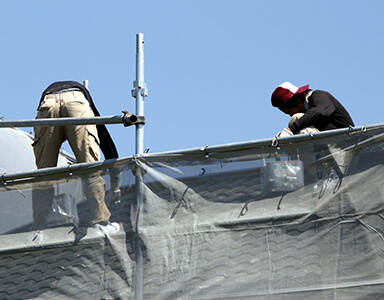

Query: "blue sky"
left=1, top=1, right=383, bottom=158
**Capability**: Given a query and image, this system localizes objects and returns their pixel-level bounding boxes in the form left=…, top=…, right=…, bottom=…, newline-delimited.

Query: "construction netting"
left=1, top=124, right=384, bottom=299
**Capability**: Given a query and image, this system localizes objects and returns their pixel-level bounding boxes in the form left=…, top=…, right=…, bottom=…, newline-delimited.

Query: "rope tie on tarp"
left=361, top=124, right=367, bottom=132
left=348, top=125, right=354, bottom=137
left=271, top=137, right=279, bottom=147
left=200, top=145, right=210, bottom=157
left=0, top=174, right=11, bottom=192
left=68, top=164, right=73, bottom=177
left=171, top=187, right=190, bottom=219
left=64, top=163, right=74, bottom=182
left=239, top=202, right=249, bottom=217
left=1, top=174, right=7, bottom=186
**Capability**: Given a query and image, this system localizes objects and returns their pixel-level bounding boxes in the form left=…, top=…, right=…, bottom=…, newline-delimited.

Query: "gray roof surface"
left=0, top=225, right=133, bottom=299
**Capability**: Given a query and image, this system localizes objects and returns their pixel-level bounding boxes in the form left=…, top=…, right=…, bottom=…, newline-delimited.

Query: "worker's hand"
left=276, top=128, right=293, bottom=138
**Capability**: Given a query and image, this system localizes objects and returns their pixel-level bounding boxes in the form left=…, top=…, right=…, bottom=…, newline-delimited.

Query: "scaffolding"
left=0, top=33, right=148, bottom=300
left=1, top=33, right=384, bottom=299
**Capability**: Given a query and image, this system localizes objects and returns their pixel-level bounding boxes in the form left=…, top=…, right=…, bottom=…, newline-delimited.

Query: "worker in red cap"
left=271, top=82, right=354, bottom=136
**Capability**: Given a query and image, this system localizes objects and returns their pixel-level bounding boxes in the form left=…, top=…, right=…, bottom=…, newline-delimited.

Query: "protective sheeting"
left=0, top=127, right=76, bottom=233
left=0, top=158, right=136, bottom=299
left=1, top=125, right=384, bottom=299
left=0, top=127, right=74, bottom=174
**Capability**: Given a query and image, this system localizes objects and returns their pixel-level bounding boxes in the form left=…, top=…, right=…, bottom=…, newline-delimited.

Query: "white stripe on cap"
left=279, top=82, right=298, bottom=93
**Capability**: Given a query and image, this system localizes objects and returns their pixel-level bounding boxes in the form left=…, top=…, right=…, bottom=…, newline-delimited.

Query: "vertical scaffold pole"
left=134, top=33, right=147, bottom=154
left=132, top=32, right=147, bottom=300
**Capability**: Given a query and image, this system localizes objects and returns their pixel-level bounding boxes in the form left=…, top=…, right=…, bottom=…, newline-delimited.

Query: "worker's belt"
left=44, top=91, right=88, bottom=103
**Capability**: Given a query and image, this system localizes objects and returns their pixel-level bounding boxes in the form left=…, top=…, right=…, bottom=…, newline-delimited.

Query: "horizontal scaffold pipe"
left=146, top=123, right=384, bottom=156
left=0, top=114, right=145, bottom=128
left=0, top=157, right=133, bottom=184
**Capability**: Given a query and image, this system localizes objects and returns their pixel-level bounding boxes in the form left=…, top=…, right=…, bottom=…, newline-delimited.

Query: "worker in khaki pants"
left=32, top=81, right=119, bottom=231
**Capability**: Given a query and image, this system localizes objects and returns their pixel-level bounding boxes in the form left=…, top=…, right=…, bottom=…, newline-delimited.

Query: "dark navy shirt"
left=289, top=90, right=354, bottom=134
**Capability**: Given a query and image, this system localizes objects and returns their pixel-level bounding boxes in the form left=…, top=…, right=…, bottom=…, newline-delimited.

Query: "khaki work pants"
left=32, top=91, right=111, bottom=228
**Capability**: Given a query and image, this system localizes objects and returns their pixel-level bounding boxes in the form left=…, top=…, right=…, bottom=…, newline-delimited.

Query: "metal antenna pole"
left=132, top=32, right=147, bottom=300
left=83, top=79, right=89, bottom=90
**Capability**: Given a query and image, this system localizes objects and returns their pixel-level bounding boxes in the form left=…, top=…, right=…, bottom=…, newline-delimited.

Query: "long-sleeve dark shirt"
left=38, top=81, right=118, bottom=160
left=288, top=90, right=354, bottom=134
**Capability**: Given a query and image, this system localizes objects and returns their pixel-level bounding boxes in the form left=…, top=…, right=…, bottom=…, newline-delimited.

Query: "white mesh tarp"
left=1, top=124, right=384, bottom=299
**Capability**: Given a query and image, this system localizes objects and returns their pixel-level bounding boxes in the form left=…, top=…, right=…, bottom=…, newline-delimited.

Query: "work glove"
left=276, top=128, right=293, bottom=138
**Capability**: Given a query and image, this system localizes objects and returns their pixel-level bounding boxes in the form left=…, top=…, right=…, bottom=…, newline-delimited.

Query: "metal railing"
left=0, top=113, right=144, bottom=128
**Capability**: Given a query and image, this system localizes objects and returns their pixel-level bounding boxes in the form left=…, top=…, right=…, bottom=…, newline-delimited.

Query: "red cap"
left=271, top=82, right=310, bottom=107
